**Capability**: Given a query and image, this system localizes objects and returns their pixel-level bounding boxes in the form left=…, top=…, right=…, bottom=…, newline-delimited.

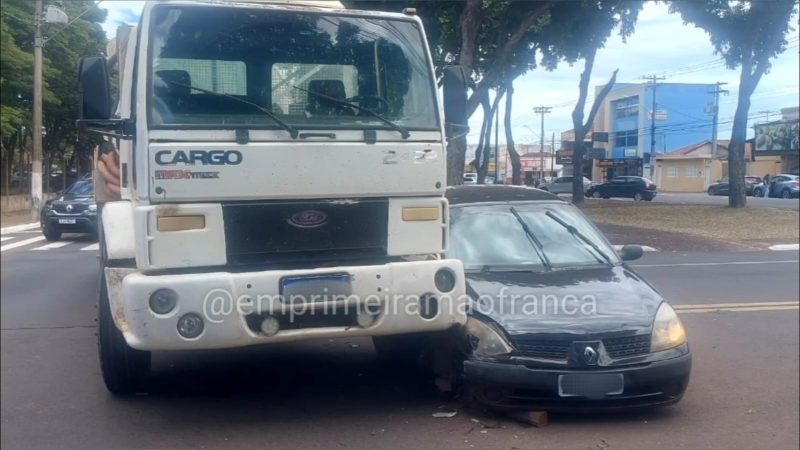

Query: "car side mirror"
left=442, top=65, right=468, bottom=139
left=619, top=244, right=643, bottom=261
left=78, top=56, right=112, bottom=120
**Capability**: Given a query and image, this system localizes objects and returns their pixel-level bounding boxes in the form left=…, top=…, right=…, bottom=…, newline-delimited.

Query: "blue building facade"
left=595, top=82, right=716, bottom=180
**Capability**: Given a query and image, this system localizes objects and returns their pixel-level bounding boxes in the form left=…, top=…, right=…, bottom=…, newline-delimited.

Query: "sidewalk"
left=1, top=210, right=37, bottom=230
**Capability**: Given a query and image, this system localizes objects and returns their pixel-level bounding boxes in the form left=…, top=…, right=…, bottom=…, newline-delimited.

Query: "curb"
left=612, top=244, right=659, bottom=252
left=768, top=243, right=800, bottom=251
left=0, top=222, right=40, bottom=234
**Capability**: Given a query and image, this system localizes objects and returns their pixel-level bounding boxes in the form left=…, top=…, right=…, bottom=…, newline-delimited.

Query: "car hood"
left=51, top=195, right=94, bottom=204
left=466, top=265, right=663, bottom=336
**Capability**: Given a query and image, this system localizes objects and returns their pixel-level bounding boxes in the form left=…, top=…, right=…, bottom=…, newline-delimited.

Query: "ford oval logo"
left=288, top=210, right=328, bottom=228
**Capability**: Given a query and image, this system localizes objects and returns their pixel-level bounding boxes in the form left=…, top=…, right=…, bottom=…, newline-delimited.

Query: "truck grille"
left=603, top=334, right=650, bottom=358
left=221, top=199, right=388, bottom=266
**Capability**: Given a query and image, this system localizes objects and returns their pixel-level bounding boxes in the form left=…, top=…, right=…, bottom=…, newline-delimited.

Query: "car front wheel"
left=591, top=190, right=602, bottom=198
left=753, top=188, right=763, bottom=197
left=782, top=189, right=792, bottom=199
left=42, top=224, right=61, bottom=241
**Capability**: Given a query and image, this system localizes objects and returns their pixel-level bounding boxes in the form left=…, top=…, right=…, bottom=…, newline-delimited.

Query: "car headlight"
left=465, top=317, right=514, bottom=357
left=88, top=204, right=97, bottom=212
left=651, top=302, right=687, bottom=352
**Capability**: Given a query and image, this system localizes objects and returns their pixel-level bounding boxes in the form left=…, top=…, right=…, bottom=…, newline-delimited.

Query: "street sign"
left=587, top=148, right=606, bottom=159
left=556, top=150, right=572, bottom=165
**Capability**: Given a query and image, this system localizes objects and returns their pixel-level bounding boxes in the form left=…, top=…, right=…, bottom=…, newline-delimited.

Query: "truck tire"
left=98, top=273, right=151, bottom=395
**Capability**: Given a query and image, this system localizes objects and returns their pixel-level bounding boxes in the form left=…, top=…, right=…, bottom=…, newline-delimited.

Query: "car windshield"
left=449, top=203, right=620, bottom=270
left=148, top=5, right=438, bottom=131
left=64, top=180, right=93, bottom=196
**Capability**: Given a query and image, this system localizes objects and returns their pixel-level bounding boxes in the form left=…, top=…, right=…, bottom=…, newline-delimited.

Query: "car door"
left=606, top=177, right=627, bottom=197
left=770, top=176, right=787, bottom=197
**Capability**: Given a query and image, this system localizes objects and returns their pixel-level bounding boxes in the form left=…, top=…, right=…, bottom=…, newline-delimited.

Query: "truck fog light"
left=434, top=268, right=456, bottom=292
left=419, top=294, right=438, bottom=319
left=149, top=288, right=177, bottom=314
left=260, top=316, right=280, bottom=337
left=177, top=313, right=204, bottom=339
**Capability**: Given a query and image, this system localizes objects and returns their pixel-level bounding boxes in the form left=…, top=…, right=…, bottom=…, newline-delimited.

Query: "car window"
left=65, top=180, right=93, bottom=196
left=449, top=203, right=619, bottom=269
left=611, top=178, right=626, bottom=183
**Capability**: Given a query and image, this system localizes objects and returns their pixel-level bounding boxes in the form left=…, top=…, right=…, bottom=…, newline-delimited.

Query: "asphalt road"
left=1, top=231, right=798, bottom=449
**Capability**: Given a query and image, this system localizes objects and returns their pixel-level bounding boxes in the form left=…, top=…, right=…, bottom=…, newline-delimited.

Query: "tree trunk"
left=503, top=78, right=522, bottom=185
left=728, top=56, right=762, bottom=207
left=472, top=91, right=492, bottom=178
left=477, top=89, right=504, bottom=184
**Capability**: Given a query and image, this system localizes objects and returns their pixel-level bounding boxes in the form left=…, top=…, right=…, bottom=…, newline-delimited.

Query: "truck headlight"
left=465, top=317, right=514, bottom=357
left=651, top=302, right=687, bottom=352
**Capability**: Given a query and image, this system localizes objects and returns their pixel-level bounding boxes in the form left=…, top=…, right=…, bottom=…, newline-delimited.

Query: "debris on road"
left=507, top=410, right=549, bottom=427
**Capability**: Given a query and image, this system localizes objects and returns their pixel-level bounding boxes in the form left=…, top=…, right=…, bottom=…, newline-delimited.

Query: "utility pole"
left=32, top=0, right=44, bottom=221
left=533, top=106, right=551, bottom=184
left=550, top=132, right=555, bottom=181
left=709, top=82, right=729, bottom=159
left=494, top=101, right=499, bottom=183
left=643, top=75, right=665, bottom=179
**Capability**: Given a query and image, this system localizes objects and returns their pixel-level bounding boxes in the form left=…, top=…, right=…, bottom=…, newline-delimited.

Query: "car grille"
left=513, top=339, right=570, bottom=360
left=52, top=203, right=89, bottom=213
left=603, top=334, right=650, bottom=358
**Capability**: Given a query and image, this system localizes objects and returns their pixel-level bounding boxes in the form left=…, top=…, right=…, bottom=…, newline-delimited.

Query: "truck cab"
left=79, top=0, right=469, bottom=394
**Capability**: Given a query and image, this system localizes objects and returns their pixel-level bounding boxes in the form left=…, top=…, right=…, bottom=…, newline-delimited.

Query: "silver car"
left=539, top=176, right=593, bottom=194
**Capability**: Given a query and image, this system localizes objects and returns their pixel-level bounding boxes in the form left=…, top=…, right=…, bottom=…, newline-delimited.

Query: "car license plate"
left=280, top=273, right=351, bottom=304
left=558, top=373, right=624, bottom=399
left=58, top=218, right=76, bottom=224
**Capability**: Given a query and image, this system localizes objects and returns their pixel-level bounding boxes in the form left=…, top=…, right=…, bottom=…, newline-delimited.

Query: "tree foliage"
left=670, top=0, right=798, bottom=207
left=0, top=0, right=107, bottom=193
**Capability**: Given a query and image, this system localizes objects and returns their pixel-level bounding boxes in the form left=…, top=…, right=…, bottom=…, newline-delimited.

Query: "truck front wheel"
left=98, top=273, right=151, bottom=395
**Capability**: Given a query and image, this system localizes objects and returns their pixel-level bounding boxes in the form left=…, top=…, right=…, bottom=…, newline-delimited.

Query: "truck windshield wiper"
left=293, top=85, right=410, bottom=139
left=164, top=80, right=299, bottom=139
left=509, top=207, right=552, bottom=270
left=544, top=210, right=613, bottom=265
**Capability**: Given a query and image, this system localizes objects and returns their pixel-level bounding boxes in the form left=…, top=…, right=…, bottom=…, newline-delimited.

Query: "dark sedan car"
left=586, top=176, right=657, bottom=201
left=707, top=176, right=761, bottom=196
left=445, top=186, right=690, bottom=411
left=40, top=178, right=98, bottom=241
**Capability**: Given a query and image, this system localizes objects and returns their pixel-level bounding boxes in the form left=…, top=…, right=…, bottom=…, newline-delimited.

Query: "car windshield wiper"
left=474, top=264, right=546, bottom=273
left=509, top=207, right=552, bottom=270
left=164, top=80, right=299, bottom=139
left=544, top=210, right=613, bottom=265
left=293, top=85, right=410, bottom=139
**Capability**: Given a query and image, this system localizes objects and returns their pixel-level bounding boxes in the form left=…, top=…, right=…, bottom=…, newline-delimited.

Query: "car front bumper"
left=463, top=348, right=691, bottom=411
left=105, top=259, right=466, bottom=351
left=41, top=213, right=97, bottom=233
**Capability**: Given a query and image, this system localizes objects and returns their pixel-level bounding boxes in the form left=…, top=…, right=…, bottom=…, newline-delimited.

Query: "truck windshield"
left=148, top=5, right=438, bottom=131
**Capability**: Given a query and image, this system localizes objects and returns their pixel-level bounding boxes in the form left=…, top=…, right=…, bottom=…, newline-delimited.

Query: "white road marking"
left=633, top=260, right=799, bottom=268
left=80, top=243, right=100, bottom=251
left=1, top=236, right=46, bottom=252
left=769, top=243, right=800, bottom=251
left=33, top=241, right=72, bottom=251
left=0, top=237, right=13, bottom=242
left=0, top=222, right=40, bottom=234
left=675, top=301, right=799, bottom=314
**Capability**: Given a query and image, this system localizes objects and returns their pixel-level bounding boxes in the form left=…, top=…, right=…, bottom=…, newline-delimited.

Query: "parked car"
left=753, top=174, right=800, bottom=199
left=463, top=173, right=478, bottom=185
left=707, top=176, right=761, bottom=196
left=445, top=186, right=691, bottom=410
left=538, top=176, right=592, bottom=194
left=586, top=176, right=657, bottom=201
left=40, top=178, right=98, bottom=241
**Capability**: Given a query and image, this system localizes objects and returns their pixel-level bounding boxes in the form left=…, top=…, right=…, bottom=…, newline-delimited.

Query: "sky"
left=99, top=1, right=799, bottom=146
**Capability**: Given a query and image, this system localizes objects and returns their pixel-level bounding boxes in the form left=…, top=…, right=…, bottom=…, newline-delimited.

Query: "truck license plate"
left=558, top=373, right=624, bottom=398
left=58, top=218, right=76, bottom=224
left=280, top=273, right=352, bottom=304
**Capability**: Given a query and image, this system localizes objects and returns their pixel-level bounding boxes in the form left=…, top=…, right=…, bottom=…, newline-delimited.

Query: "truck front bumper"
left=105, top=259, right=466, bottom=351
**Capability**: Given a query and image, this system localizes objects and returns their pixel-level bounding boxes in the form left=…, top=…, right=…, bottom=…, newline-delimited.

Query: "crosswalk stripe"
left=1, top=236, right=46, bottom=252
left=81, top=243, right=100, bottom=251
left=33, top=241, right=72, bottom=251
left=0, top=237, right=13, bottom=242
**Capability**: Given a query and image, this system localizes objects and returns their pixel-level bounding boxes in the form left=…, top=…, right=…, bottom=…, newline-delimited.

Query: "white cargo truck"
left=78, top=0, right=470, bottom=394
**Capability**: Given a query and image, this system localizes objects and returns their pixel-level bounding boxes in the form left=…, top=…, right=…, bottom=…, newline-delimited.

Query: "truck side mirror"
left=78, top=56, right=112, bottom=120
left=442, top=65, right=468, bottom=139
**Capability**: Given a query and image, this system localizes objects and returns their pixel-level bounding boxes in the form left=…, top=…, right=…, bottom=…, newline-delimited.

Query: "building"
left=561, top=82, right=717, bottom=183
left=653, top=140, right=781, bottom=192
left=752, top=106, right=799, bottom=174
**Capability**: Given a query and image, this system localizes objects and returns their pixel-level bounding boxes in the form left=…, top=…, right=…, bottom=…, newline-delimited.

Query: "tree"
left=503, top=77, right=522, bottom=185
left=670, top=0, right=798, bottom=207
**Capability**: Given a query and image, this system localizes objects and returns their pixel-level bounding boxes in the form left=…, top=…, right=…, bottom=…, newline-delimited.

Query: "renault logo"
left=583, top=346, right=599, bottom=365
left=65, top=204, right=73, bottom=212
